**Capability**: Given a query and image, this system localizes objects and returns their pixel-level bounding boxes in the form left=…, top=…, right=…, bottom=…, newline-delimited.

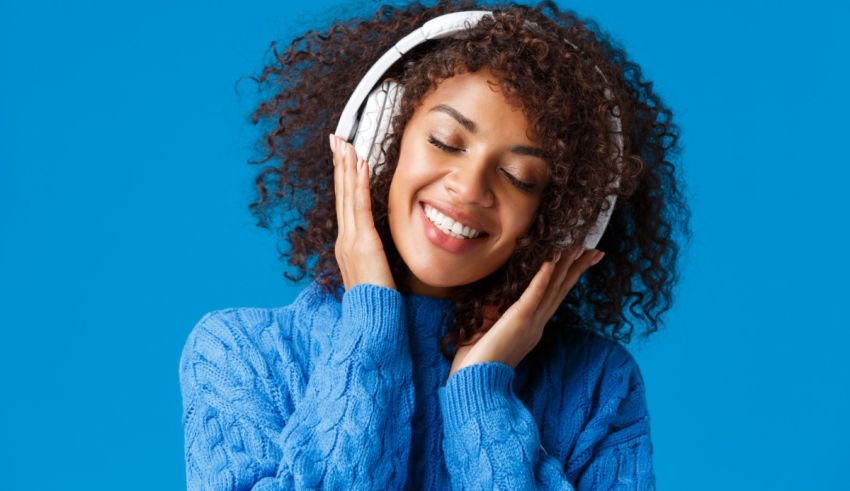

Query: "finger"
left=538, top=253, right=570, bottom=312
left=558, top=247, right=582, bottom=281
left=560, top=249, right=603, bottom=296
left=332, top=135, right=344, bottom=237
left=512, top=254, right=559, bottom=317
left=354, top=155, right=373, bottom=231
left=541, top=247, right=584, bottom=308
left=343, top=139, right=358, bottom=237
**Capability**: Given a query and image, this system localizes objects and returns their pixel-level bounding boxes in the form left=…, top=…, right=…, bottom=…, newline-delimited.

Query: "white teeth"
left=424, top=204, right=482, bottom=239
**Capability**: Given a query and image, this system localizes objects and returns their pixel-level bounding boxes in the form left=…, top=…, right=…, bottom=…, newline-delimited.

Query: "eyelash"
left=427, top=135, right=535, bottom=193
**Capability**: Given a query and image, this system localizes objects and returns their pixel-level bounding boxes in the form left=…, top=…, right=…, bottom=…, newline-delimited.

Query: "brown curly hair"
left=246, top=0, right=692, bottom=363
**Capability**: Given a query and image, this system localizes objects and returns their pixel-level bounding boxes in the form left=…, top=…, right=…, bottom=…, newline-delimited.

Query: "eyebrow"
left=428, top=104, right=548, bottom=160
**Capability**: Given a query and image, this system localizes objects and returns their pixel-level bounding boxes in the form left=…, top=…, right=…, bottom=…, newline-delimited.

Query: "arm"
left=179, top=283, right=414, bottom=490
left=437, top=346, right=655, bottom=490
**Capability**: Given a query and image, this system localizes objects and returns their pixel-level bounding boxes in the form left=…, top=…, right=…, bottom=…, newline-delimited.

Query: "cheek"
left=392, top=147, right=439, bottom=195
left=504, top=203, right=541, bottom=238
left=387, top=167, right=423, bottom=220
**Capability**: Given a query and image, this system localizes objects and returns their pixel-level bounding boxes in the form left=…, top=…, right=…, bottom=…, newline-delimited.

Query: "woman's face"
left=387, top=69, right=550, bottom=298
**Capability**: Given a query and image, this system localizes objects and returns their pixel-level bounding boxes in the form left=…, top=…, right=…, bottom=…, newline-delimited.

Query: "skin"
left=329, top=68, right=605, bottom=380
left=388, top=69, right=552, bottom=298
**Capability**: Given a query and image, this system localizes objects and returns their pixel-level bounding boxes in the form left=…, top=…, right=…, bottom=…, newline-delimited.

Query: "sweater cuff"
left=438, top=362, right=516, bottom=431
left=340, top=282, right=406, bottom=357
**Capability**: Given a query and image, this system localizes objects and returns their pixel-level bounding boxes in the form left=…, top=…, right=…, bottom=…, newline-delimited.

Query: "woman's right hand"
left=329, top=133, right=397, bottom=292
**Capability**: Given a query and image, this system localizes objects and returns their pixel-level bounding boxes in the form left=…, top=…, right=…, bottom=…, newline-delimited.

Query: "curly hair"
left=246, top=0, right=692, bottom=363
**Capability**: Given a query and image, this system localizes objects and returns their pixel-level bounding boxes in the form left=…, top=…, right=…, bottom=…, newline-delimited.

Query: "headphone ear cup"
left=352, top=79, right=404, bottom=179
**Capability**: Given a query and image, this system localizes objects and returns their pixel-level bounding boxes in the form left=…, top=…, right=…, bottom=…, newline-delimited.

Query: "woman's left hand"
left=448, top=247, right=606, bottom=380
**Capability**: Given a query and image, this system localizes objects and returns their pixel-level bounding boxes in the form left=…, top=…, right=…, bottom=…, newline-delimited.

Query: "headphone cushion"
left=353, top=80, right=405, bottom=177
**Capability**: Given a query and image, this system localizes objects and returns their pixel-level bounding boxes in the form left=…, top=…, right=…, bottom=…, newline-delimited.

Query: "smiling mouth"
left=420, top=202, right=490, bottom=240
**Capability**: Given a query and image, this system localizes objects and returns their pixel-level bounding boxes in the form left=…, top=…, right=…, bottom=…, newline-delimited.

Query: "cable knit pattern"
left=179, top=280, right=656, bottom=490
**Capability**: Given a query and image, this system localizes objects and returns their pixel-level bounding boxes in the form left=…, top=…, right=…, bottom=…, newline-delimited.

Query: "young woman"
left=179, top=1, right=690, bottom=489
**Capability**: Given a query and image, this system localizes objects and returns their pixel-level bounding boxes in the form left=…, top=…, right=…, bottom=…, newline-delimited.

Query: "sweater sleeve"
left=179, top=283, right=415, bottom=490
left=437, top=345, right=656, bottom=490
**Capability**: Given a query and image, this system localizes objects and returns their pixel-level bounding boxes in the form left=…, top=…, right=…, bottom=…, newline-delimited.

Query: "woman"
left=179, top=0, right=690, bottom=489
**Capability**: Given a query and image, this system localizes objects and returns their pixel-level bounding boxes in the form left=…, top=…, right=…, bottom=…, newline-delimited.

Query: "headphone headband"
left=335, top=11, right=495, bottom=140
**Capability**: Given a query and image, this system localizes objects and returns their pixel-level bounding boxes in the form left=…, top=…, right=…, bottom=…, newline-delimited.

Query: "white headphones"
left=333, top=10, right=623, bottom=250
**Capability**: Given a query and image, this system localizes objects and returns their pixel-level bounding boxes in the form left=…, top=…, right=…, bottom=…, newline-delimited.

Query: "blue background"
left=2, top=0, right=847, bottom=488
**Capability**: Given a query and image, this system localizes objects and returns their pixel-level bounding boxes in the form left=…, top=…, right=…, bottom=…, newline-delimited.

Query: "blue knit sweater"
left=179, top=281, right=656, bottom=490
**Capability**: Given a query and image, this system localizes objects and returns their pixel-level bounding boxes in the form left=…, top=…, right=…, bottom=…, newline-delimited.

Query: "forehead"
left=415, top=70, right=535, bottom=143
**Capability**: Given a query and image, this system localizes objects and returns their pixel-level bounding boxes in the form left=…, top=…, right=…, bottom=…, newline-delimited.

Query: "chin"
left=406, top=259, right=490, bottom=290
left=407, top=263, right=460, bottom=288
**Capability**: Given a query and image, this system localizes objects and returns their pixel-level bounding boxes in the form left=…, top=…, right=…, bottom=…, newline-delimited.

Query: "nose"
left=443, top=161, right=495, bottom=207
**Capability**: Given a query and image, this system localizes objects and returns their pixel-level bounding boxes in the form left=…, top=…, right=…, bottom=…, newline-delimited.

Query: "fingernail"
left=328, top=134, right=334, bottom=152
left=554, top=251, right=562, bottom=262
left=573, top=248, right=584, bottom=261
left=591, top=251, right=605, bottom=265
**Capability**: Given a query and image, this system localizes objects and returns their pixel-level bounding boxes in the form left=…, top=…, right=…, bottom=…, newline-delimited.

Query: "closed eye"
left=428, top=135, right=463, bottom=154
left=427, top=135, right=536, bottom=193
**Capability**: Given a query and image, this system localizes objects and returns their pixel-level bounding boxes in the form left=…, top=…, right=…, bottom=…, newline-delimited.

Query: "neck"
left=405, top=271, right=454, bottom=299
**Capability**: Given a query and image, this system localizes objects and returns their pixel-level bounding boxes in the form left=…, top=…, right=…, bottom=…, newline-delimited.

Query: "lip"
left=419, top=200, right=490, bottom=235
left=419, top=202, right=489, bottom=254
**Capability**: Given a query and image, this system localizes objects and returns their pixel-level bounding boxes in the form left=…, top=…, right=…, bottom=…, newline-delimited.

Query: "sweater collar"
left=404, top=293, right=457, bottom=345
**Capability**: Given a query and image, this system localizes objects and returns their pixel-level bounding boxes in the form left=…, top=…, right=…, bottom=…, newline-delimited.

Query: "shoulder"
left=523, top=328, right=650, bottom=431
left=178, top=307, right=287, bottom=386
left=523, top=329, right=652, bottom=464
left=559, top=329, right=648, bottom=412
left=580, top=330, right=647, bottom=393
left=547, top=328, right=646, bottom=390
left=180, top=307, right=277, bottom=355
left=178, top=280, right=339, bottom=388
left=178, top=282, right=341, bottom=421
left=562, top=330, right=651, bottom=445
